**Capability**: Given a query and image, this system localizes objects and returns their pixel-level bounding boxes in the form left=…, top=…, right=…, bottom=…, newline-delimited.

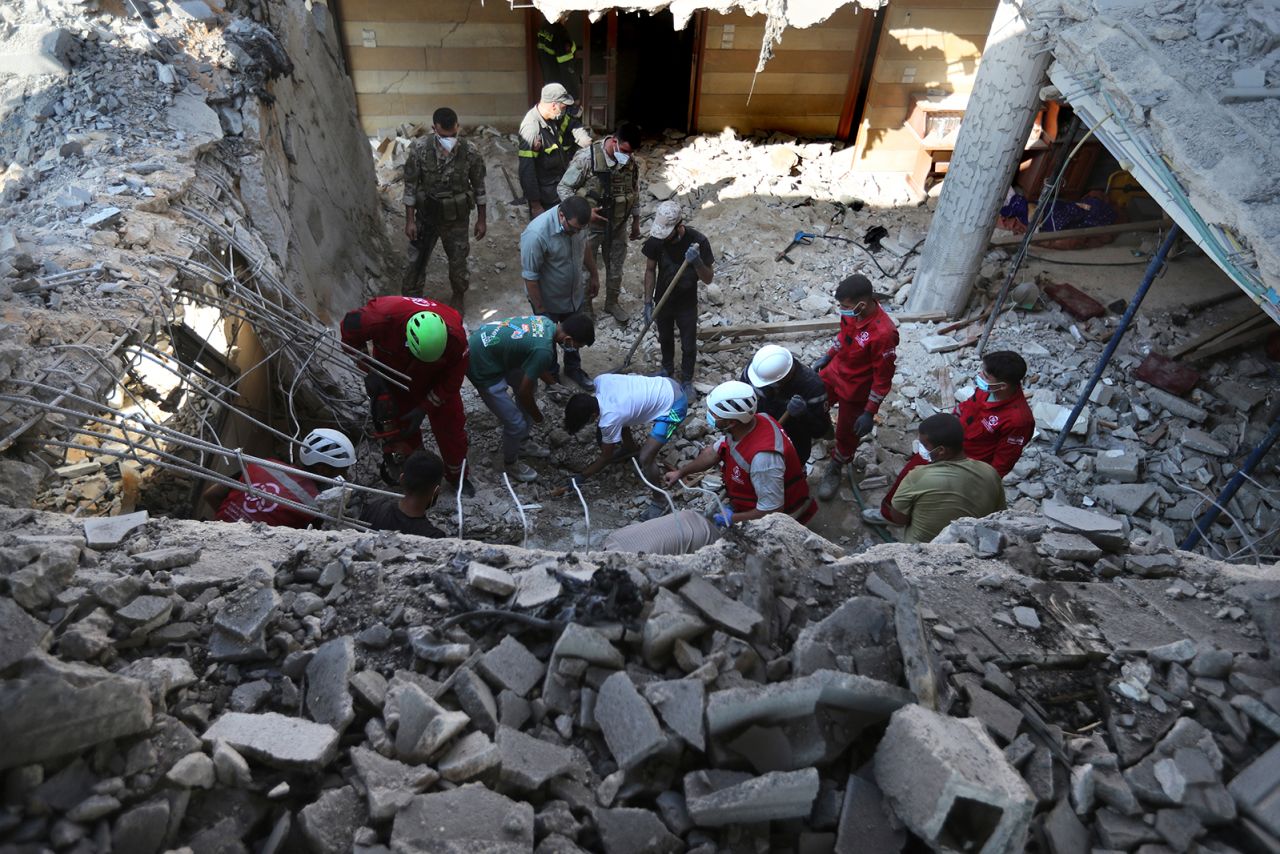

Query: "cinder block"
left=874, top=705, right=1035, bottom=854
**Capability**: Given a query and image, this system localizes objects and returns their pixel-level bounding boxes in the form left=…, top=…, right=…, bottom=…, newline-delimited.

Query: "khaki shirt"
left=891, top=457, right=1006, bottom=543
left=556, top=139, right=639, bottom=228
left=402, top=134, right=486, bottom=210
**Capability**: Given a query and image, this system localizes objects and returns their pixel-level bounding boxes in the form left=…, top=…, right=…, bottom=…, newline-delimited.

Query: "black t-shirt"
left=642, top=226, right=714, bottom=305
left=359, top=497, right=445, bottom=538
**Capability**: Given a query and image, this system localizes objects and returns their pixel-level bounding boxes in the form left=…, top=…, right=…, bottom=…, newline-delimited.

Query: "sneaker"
left=642, top=500, right=668, bottom=521
left=605, top=300, right=631, bottom=324
left=861, top=507, right=889, bottom=526
left=816, top=458, right=845, bottom=501
left=564, top=366, right=595, bottom=391
left=505, top=460, right=538, bottom=483
left=520, top=439, right=551, bottom=459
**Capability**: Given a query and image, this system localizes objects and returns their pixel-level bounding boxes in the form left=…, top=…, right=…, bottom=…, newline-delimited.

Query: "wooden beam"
left=836, top=9, right=876, bottom=141
left=1167, top=308, right=1265, bottom=359
left=687, top=11, right=707, bottom=133
left=988, top=218, right=1168, bottom=247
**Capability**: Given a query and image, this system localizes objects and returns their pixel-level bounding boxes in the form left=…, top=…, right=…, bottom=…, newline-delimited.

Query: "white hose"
left=570, top=477, right=591, bottom=553
left=630, top=458, right=677, bottom=516
left=630, top=459, right=702, bottom=555
left=502, top=472, right=529, bottom=549
left=455, top=458, right=466, bottom=539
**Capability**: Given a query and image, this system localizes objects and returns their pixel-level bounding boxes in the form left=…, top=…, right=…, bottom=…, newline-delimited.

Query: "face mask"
left=838, top=308, right=859, bottom=317
left=913, top=440, right=933, bottom=462
left=975, top=374, right=990, bottom=392
left=613, top=150, right=630, bottom=166
left=438, top=136, right=457, bottom=152
left=706, top=413, right=719, bottom=431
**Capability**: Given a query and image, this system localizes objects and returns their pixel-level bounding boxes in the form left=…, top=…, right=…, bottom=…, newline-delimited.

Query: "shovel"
left=611, top=255, right=692, bottom=374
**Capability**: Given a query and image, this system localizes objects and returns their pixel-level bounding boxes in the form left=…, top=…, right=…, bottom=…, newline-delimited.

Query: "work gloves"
left=684, top=244, right=700, bottom=265
left=853, top=411, right=875, bottom=438
left=786, top=395, right=807, bottom=418
left=643, top=300, right=654, bottom=326
left=813, top=353, right=833, bottom=372
left=712, top=506, right=734, bottom=529
left=398, top=408, right=427, bottom=440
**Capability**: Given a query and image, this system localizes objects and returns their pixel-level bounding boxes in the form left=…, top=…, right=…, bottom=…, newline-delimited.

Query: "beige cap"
left=649, top=200, right=683, bottom=239
left=540, top=83, right=575, bottom=106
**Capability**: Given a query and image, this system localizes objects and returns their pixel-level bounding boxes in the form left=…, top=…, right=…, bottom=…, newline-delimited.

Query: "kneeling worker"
left=663, top=381, right=816, bottom=528
left=742, top=344, right=829, bottom=464
left=563, top=373, right=688, bottom=519
left=203, top=428, right=356, bottom=528
left=884, top=413, right=1006, bottom=543
left=359, top=450, right=446, bottom=538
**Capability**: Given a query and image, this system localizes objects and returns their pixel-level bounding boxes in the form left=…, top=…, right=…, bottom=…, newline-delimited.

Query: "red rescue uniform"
left=880, top=387, right=1035, bottom=515
left=819, top=303, right=898, bottom=461
left=215, top=460, right=319, bottom=529
left=341, top=296, right=469, bottom=480
left=718, top=414, right=817, bottom=525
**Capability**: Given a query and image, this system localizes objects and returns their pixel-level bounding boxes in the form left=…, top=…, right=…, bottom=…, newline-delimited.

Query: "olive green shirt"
left=891, top=457, right=1006, bottom=543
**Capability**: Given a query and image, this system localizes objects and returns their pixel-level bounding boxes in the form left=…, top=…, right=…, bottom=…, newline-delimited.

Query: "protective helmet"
left=406, top=311, right=447, bottom=362
left=747, top=344, right=794, bottom=388
left=706, top=381, right=757, bottom=423
left=300, top=428, right=357, bottom=468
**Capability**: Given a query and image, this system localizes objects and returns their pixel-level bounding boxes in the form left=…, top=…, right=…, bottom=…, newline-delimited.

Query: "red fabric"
left=819, top=303, right=898, bottom=413
left=341, top=296, right=469, bottom=476
left=831, top=395, right=869, bottom=463
left=216, top=460, right=319, bottom=529
left=956, top=387, right=1035, bottom=476
left=718, top=414, right=817, bottom=524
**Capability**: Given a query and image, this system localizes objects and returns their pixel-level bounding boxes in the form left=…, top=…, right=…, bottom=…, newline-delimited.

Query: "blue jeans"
left=471, top=373, right=531, bottom=465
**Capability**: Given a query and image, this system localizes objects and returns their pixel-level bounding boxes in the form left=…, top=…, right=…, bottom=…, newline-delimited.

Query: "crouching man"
left=883, top=413, right=1007, bottom=543
left=663, top=380, right=816, bottom=529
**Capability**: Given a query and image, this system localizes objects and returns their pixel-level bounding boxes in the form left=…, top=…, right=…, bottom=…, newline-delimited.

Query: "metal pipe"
left=1051, top=225, right=1180, bottom=455
left=1181, top=408, right=1280, bottom=551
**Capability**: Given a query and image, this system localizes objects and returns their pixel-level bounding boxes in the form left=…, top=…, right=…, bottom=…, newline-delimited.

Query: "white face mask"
left=913, top=439, right=933, bottom=462
left=613, top=150, right=630, bottom=166
left=705, top=412, right=719, bottom=432
left=438, top=136, right=457, bottom=152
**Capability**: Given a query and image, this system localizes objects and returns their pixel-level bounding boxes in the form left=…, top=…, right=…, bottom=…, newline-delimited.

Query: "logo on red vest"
left=242, top=481, right=281, bottom=516
left=982, top=414, right=1000, bottom=432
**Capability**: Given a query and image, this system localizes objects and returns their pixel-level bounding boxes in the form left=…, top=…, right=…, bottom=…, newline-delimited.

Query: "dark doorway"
left=613, top=10, right=695, bottom=134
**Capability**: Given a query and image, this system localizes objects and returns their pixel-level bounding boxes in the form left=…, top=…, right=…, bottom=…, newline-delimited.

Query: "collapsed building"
left=2, top=0, right=1280, bottom=851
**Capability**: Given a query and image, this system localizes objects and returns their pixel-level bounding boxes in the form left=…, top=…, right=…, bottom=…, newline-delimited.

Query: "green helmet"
left=406, top=311, right=447, bottom=362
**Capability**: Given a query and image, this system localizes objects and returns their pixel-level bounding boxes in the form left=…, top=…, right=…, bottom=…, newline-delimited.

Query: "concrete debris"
left=596, top=671, right=666, bottom=770
left=201, top=711, right=339, bottom=772
left=305, top=635, right=356, bottom=731
left=685, top=767, right=821, bottom=826
left=392, top=784, right=535, bottom=851
left=679, top=575, right=765, bottom=636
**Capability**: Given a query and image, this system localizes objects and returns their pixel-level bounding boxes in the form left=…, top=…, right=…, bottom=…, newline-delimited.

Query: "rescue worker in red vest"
left=864, top=349, right=1035, bottom=526
left=202, top=428, right=356, bottom=528
left=814, top=274, right=899, bottom=502
left=340, top=296, right=473, bottom=494
left=663, top=381, right=817, bottom=528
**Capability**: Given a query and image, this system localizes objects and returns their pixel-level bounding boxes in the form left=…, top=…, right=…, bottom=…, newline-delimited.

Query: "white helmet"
left=706, top=381, right=758, bottom=423
left=747, top=344, right=794, bottom=388
left=300, top=428, right=357, bottom=468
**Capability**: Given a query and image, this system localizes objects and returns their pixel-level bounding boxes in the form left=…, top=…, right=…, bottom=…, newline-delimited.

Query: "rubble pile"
left=3, top=501, right=1280, bottom=852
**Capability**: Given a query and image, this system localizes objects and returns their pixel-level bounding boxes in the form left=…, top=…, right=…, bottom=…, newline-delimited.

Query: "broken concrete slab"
left=0, top=596, right=51, bottom=672
left=1144, top=388, right=1207, bottom=422
left=391, top=784, right=534, bottom=851
left=0, top=655, right=153, bottom=770
left=0, top=25, right=75, bottom=77
left=641, top=608, right=708, bottom=667
left=298, top=785, right=366, bottom=854
left=1181, top=428, right=1230, bottom=457
left=1093, top=483, right=1159, bottom=516
left=685, top=767, right=820, bottom=826
left=1228, top=740, right=1280, bottom=837
left=679, top=575, right=764, bottom=636
left=513, top=564, right=562, bottom=608
left=201, top=711, right=339, bottom=772
left=596, top=671, right=665, bottom=770
left=964, top=683, right=1024, bottom=744
left=496, top=726, right=576, bottom=790
left=706, top=669, right=914, bottom=738
left=9, top=542, right=80, bottom=610
left=875, top=704, right=1035, bottom=854
left=553, top=623, right=625, bottom=668
left=1043, top=501, right=1127, bottom=551
left=437, top=730, right=500, bottom=783
left=117, top=657, right=197, bottom=706
left=82, top=510, right=148, bottom=549
left=1042, top=796, right=1089, bottom=854
left=478, top=635, right=546, bottom=698
left=595, top=806, right=682, bottom=854
left=452, top=666, right=498, bottom=734
left=212, top=586, right=278, bottom=642
left=1095, top=450, right=1141, bottom=483
left=1038, top=531, right=1103, bottom=562
left=643, top=679, right=706, bottom=751
left=395, top=683, right=469, bottom=763
left=467, top=561, right=516, bottom=596
left=349, top=746, right=437, bottom=821
left=792, top=596, right=897, bottom=679
left=306, top=636, right=355, bottom=732
left=835, top=774, right=904, bottom=853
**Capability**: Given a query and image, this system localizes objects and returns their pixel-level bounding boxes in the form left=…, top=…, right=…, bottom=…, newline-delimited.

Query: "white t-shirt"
left=595, top=374, right=677, bottom=445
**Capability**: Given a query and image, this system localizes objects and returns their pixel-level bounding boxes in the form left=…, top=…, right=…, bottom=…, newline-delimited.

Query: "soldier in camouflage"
left=401, top=107, right=487, bottom=315
left=556, top=122, right=642, bottom=324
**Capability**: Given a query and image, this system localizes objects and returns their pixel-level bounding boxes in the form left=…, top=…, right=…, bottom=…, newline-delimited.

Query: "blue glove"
left=712, top=507, right=733, bottom=528
left=814, top=353, right=833, bottom=372
left=786, top=394, right=806, bottom=418
left=684, top=243, right=701, bottom=265
left=643, top=300, right=653, bottom=325
left=853, top=411, right=875, bottom=438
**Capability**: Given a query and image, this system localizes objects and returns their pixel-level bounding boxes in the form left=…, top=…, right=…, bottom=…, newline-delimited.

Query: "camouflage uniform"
left=556, top=139, right=639, bottom=311
left=401, top=134, right=487, bottom=300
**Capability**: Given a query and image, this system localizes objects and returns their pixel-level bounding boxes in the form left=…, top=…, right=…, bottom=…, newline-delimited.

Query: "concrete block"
left=835, top=775, right=904, bottom=853
left=513, top=564, right=562, bottom=608
left=0, top=597, right=51, bottom=672
left=392, top=785, right=533, bottom=851
left=1043, top=502, right=1127, bottom=551
left=298, top=786, right=366, bottom=854
left=1181, top=428, right=1230, bottom=457
left=679, top=575, right=764, bottom=636
left=1042, top=797, right=1088, bottom=854
left=920, top=334, right=960, bottom=353
left=553, top=623, right=624, bottom=668
left=1095, top=450, right=1141, bottom=483
left=1229, top=740, right=1280, bottom=836
left=596, top=671, right=664, bottom=770
left=0, top=26, right=74, bottom=77
left=437, top=731, right=499, bottom=782
left=496, top=726, right=575, bottom=790
left=964, top=684, right=1023, bottom=744
left=305, top=636, right=355, bottom=732
left=452, top=667, right=498, bottom=734
left=595, top=807, right=682, bottom=854
left=707, top=669, right=913, bottom=738
left=792, top=596, right=896, bottom=678
left=1094, top=483, right=1158, bottom=516
left=1032, top=401, right=1090, bottom=436
left=467, top=561, right=515, bottom=596
left=1144, top=388, right=1207, bottom=422
left=685, top=767, right=820, bottom=826
left=874, top=705, right=1035, bottom=854
left=479, top=635, right=546, bottom=697
left=1038, top=531, right=1102, bottom=561
left=83, top=511, right=148, bottom=549
left=643, top=679, right=705, bottom=751
left=201, top=712, right=338, bottom=772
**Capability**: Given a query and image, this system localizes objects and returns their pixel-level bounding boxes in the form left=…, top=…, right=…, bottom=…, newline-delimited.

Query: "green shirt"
left=891, top=457, right=1006, bottom=544
left=466, top=315, right=556, bottom=389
